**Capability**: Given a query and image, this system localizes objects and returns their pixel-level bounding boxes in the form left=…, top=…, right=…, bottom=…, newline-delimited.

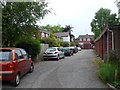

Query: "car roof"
left=0, top=47, right=22, bottom=50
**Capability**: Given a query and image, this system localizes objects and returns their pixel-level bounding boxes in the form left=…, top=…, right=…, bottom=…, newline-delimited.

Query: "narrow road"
left=3, top=50, right=108, bottom=88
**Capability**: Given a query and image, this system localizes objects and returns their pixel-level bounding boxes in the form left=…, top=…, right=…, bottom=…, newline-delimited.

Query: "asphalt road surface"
left=2, top=49, right=108, bottom=88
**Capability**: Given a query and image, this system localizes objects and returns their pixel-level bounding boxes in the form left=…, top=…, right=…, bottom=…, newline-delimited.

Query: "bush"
left=70, top=41, right=75, bottom=46
left=98, top=63, right=116, bottom=84
left=60, top=42, right=69, bottom=47
left=15, top=39, right=40, bottom=61
left=40, top=32, right=61, bottom=47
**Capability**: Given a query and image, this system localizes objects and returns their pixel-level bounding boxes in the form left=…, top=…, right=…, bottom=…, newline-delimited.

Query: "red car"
left=0, top=48, right=34, bottom=86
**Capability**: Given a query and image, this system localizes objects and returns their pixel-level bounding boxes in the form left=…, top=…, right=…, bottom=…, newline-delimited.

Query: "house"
left=54, top=32, right=70, bottom=43
left=76, top=34, right=94, bottom=49
left=94, top=24, right=120, bottom=61
left=38, top=28, right=50, bottom=39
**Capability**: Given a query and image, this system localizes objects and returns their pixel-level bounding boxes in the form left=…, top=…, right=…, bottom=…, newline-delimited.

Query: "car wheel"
left=13, top=73, right=20, bottom=86
left=57, top=55, right=60, bottom=60
left=29, top=64, right=34, bottom=73
left=63, top=55, right=65, bottom=59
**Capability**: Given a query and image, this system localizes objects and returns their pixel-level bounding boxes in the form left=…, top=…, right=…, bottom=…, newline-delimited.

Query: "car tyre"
left=13, top=73, right=20, bottom=86
left=29, top=64, right=34, bottom=73
left=62, top=55, right=65, bottom=59
left=57, top=55, right=60, bottom=60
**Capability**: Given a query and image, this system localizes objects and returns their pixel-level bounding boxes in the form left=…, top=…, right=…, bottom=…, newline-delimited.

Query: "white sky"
left=38, top=0, right=118, bottom=38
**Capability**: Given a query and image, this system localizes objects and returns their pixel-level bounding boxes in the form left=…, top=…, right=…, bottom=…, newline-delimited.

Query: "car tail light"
left=54, top=52, right=58, bottom=54
left=6, top=63, right=14, bottom=70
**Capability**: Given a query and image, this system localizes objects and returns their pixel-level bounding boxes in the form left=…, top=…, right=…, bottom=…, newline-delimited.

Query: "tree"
left=63, top=25, right=73, bottom=34
left=41, top=24, right=64, bottom=33
left=90, top=8, right=119, bottom=39
left=2, top=1, right=50, bottom=46
left=63, top=25, right=74, bottom=42
left=42, top=32, right=61, bottom=47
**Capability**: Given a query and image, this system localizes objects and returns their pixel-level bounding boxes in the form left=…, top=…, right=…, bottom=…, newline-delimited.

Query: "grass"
left=95, top=58, right=120, bottom=89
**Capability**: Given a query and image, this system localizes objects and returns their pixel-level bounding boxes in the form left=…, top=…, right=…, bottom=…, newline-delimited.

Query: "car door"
left=15, top=49, right=26, bottom=76
left=20, top=49, right=30, bottom=72
left=57, top=48, right=63, bottom=58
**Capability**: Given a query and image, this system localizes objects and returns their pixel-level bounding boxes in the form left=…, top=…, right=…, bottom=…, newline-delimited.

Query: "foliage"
left=97, top=52, right=120, bottom=88
left=98, top=63, right=116, bottom=83
left=90, top=8, right=119, bottom=39
left=63, top=25, right=73, bottom=42
left=41, top=24, right=64, bottom=33
left=2, top=1, right=50, bottom=47
left=70, top=41, right=75, bottom=46
left=41, top=32, right=61, bottom=47
left=60, top=42, right=69, bottom=47
left=15, top=39, right=40, bottom=61
left=63, top=25, right=73, bottom=33
left=112, top=81, right=120, bottom=88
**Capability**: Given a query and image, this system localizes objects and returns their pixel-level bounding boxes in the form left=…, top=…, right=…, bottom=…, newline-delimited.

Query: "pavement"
left=2, top=49, right=108, bottom=88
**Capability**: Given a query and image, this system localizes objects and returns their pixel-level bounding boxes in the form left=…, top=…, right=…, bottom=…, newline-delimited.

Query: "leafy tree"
left=90, top=8, right=119, bottom=39
left=2, top=1, right=50, bottom=47
left=41, top=32, right=61, bottom=47
left=63, top=25, right=73, bottom=34
left=15, top=39, right=40, bottom=61
left=63, top=25, right=74, bottom=42
left=41, top=24, right=64, bottom=33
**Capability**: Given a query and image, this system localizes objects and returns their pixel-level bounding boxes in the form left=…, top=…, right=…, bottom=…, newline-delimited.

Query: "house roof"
left=78, top=34, right=94, bottom=39
left=94, top=24, right=120, bottom=42
left=54, top=32, right=69, bottom=37
left=39, top=27, right=50, bottom=34
left=109, top=24, right=120, bottom=30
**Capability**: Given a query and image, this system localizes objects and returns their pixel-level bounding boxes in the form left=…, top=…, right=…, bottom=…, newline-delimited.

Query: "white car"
left=43, top=47, right=65, bottom=60
left=77, top=47, right=81, bottom=51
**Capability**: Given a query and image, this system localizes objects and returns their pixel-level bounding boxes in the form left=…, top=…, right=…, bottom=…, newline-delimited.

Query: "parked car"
left=43, top=47, right=65, bottom=60
left=0, top=48, right=34, bottom=86
left=59, top=47, right=73, bottom=56
left=77, top=47, right=81, bottom=51
left=69, top=46, right=78, bottom=53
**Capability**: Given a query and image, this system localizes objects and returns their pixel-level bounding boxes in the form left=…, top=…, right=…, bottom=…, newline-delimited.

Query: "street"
left=3, top=50, right=107, bottom=88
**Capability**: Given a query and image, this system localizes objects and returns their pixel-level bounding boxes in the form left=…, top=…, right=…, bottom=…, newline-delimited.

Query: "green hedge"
left=60, top=42, right=69, bottom=47
left=15, top=39, right=40, bottom=61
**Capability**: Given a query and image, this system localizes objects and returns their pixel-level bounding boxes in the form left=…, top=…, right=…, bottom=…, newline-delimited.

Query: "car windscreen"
left=0, top=50, right=11, bottom=61
left=63, top=48, right=69, bottom=52
left=46, top=48, right=56, bottom=52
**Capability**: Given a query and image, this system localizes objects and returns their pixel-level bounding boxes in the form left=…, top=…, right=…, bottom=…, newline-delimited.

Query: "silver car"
left=43, top=47, right=65, bottom=60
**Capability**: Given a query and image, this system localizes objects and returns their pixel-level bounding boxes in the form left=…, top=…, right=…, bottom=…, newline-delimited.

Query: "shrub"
left=15, top=39, right=40, bottom=61
left=98, top=63, right=116, bottom=84
left=40, top=32, right=61, bottom=47
left=70, top=41, right=75, bottom=46
left=60, top=42, right=69, bottom=47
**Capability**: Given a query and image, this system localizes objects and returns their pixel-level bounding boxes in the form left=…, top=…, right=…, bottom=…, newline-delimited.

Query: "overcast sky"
left=38, top=0, right=118, bottom=38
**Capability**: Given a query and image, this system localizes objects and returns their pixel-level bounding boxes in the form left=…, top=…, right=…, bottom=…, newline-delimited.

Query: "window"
left=15, top=50, right=23, bottom=60
left=0, top=50, right=11, bottom=61
left=79, top=38, right=82, bottom=41
left=83, top=38, right=86, bottom=41
left=87, top=38, right=90, bottom=41
left=20, top=49, right=28, bottom=59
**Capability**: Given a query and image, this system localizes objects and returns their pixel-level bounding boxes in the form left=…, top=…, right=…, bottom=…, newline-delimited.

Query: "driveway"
left=2, top=49, right=108, bottom=88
